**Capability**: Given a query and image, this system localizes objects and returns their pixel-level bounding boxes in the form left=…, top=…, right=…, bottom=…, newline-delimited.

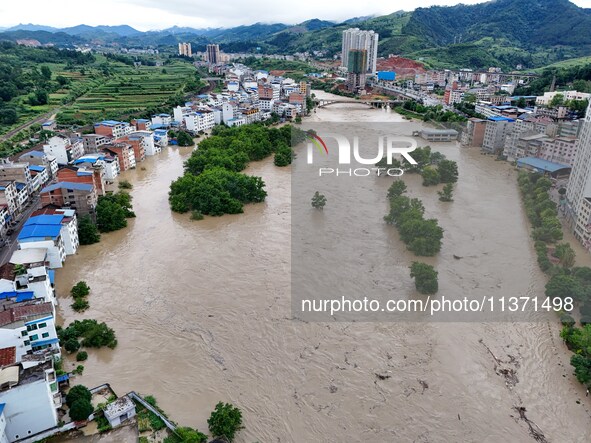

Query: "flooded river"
left=56, top=90, right=591, bottom=442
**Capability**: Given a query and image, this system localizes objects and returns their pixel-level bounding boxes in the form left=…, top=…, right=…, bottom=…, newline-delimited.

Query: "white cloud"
left=1, top=0, right=590, bottom=30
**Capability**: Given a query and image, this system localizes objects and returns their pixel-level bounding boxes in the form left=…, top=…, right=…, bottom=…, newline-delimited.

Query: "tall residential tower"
left=341, top=28, right=379, bottom=75
left=566, top=101, right=591, bottom=248
left=206, top=44, right=221, bottom=65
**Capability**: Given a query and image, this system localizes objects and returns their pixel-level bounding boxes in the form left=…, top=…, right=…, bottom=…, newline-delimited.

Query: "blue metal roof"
left=96, top=120, right=124, bottom=126
left=15, top=182, right=26, bottom=191
left=48, top=270, right=55, bottom=285
left=74, top=155, right=105, bottom=164
left=16, top=292, right=34, bottom=302
left=26, top=151, right=46, bottom=158
left=26, top=215, right=64, bottom=226
left=41, top=182, right=93, bottom=193
left=31, top=338, right=59, bottom=347
left=18, top=224, right=62, bottom=241
left=488, top=116, right=515, bottom=122
left=57, top=374, right=69, bottom=383
left=517, top=157, right=571, bottom=173
left=150, top=123, right=168, bottom=130
left=0, top=291, right=35, bottom=301
left=29, top=165, right=46, bottom=172
left=0, top=404, right=5, bottom=415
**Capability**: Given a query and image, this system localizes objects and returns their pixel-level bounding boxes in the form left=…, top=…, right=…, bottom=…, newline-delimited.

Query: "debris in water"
left=513, top=406, right=548, bottom=443
left=375, top=372, right=391, bottom=380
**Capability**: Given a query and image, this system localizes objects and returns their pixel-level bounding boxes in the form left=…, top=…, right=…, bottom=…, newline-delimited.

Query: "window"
left=29, top=334, right=38, bottom=341
left=38, top=322, right=47, bottom=329
left=23, top=340, right=30, bottom=346
left=21, top=330, right=27, bottom=337
left=27, top=324, right=37, bottom=331
left=42, top=332, right=49, bottom=338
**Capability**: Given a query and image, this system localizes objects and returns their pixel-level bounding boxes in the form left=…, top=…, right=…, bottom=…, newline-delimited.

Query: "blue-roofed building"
left=517, top=157, right=572, bottom=178
left=9, top=248, right=57, bottom=305
left=19, top=150, right=59, bottom=179
left=94, top=120, right=134, bottom=139
left=482, top=116, right=516, bottom=154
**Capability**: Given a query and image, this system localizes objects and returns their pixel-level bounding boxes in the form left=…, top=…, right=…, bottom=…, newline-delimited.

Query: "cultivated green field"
left=57, top=59, right=198, bottom=124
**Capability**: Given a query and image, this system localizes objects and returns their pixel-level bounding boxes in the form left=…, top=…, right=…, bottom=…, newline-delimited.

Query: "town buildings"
left=39, top=182, right=97, bottom=218
left=42, top=135, right=84, bottom=166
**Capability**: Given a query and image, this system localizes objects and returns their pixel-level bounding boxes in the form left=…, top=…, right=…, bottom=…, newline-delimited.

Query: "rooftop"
left=28, top=165, right=46, bottom=172
left=488, top=116, right=515, bottom=122
left=0, top=301, right=53, bottom=328
left=104, top=395, right=135, bottom=418
left=20, top=151, right=45, bottom=159
left=10, top=248, right=48, bottom=265
left=41, top=182, right=93, bottom=193
left=517, top=157, right=571, bottom=173
left=25, top=215, right=65, bottom=226
left=18, top=224, right=62, bottom=241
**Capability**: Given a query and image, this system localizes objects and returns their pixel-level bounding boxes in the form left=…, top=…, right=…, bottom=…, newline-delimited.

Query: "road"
left=0, top=195, right=40, bottom=266
left=0, top=109, right=59, bottom=143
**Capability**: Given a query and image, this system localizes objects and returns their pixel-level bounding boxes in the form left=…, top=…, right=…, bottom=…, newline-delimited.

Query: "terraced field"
left=57, top=61, right=198, bottom=124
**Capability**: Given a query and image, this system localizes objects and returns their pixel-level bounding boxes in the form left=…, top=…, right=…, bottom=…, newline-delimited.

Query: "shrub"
left=71, top=298, right=89, bottom=312
left=208, top=402, right=243, bottom=442
left=66, top=385, right=91, bottom=408
left=69, top=399, right=94, bottom=421
left=77, top=215, right=100, bottom=245
left=64, top=338, right=81, bottom=353
left=410, top=262, right=438, bottom=294
left=71, top=281, right=90, bottom=298
left=118, top=180, right=133, bottom=190
left=190, top=210, right=204, bottom=221
left=76, top=351, right=88, bottom=362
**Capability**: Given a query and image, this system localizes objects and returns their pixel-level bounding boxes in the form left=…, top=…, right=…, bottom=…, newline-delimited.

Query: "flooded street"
left=56, top=90, right=591, bottom=442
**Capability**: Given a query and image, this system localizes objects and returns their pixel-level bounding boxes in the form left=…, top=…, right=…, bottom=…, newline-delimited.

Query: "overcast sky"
left=1, top=0, right=590, bottom=30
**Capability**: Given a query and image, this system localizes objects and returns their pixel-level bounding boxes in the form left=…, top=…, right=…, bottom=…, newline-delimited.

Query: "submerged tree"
left=311, top=191, right=327, bottom=209
left=438, top=183, right=454, bottom=202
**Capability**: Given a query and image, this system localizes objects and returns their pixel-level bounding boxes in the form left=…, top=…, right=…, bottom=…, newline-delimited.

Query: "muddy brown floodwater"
left=56, top=90, right=591, bottom=442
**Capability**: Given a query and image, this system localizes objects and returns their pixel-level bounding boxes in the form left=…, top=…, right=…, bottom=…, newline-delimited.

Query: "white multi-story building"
left=151, top=114, right=172, bottom=126
left=153, top=130, right=169, bottom=148
left=341, top=28, right=379, bottom=74
left=0, top=182, right=18, bottom=218
left=0, top=299, right=59, bottom=359
left=536, top=90, right=591, bottom=106
left=17, top=218, right=66, bottom=269
left=94, top=120, right=134, bottom=139
left=28, top=165, right=49, bottom=191
left=539, top=137, right=578, bottom=167
left=482, top=117, right=514, bottom=154
left=42, top=135, right=84, bottom=165
left=184, top=111, right=215, bottom=133
left=0, top=356, right=61, bottom=441
left=566, top=103, right=591, bottom=248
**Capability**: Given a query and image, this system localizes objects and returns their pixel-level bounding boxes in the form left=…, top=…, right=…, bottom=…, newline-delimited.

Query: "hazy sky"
left=1, top=0, right=590, bottom=30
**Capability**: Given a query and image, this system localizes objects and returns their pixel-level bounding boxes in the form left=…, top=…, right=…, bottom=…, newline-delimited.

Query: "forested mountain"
left=2, top=0, right=590, bottom=69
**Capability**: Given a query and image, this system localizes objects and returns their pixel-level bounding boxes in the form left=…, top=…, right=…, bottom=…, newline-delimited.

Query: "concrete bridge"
left=316, top=99, right=404, bottom=108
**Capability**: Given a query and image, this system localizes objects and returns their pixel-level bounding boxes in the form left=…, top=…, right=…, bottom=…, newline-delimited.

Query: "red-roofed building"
left=56, top=165, right=105, bottom=196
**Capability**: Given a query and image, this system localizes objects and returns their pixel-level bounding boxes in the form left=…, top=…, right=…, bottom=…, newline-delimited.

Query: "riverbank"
left=55, top=90, right=591, bottom=442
